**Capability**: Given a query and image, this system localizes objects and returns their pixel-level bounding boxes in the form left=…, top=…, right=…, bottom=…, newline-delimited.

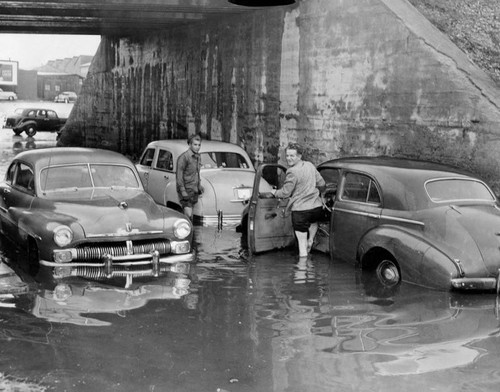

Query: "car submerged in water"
left=136, top=139, right=257, bottom=226
left=244, top=157, right=500, bottom=292
left=0, top=147, right=194, bottom=287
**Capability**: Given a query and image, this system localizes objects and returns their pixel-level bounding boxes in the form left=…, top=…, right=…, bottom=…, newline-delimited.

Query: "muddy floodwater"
left=1, top=102, right=500, bottom=391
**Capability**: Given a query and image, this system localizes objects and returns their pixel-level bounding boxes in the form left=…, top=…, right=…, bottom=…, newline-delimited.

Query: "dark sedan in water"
left=245, top=157, right=500, bottom=292
left=0, top=147, right=194, bottom=287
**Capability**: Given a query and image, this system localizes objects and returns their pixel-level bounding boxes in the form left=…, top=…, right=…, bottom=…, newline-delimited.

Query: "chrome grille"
left=74, top=240, right=171, bottom=261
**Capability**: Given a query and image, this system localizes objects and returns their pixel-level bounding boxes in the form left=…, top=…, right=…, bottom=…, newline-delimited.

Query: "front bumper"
left=451, top=272, right=500, bottom=293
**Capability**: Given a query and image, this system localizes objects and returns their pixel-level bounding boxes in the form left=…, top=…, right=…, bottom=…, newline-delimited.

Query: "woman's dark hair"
left=286, top=142, right=304, bottom=155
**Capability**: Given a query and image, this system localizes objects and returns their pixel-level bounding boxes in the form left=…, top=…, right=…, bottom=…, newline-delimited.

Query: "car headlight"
left=53, top=225, right=73, bottom=247
left=173, top=219, right=192, bottom=239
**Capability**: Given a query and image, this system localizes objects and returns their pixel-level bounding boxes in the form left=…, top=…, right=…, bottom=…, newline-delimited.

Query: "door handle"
left=144, top=172, right=149, bottom=178
left=3, top=189, right=10, bottom=194
left=164, top=176, right=169, bottom=180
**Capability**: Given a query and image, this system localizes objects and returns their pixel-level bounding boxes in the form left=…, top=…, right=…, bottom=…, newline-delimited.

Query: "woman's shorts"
left=291, top=206, right=324, bottom=233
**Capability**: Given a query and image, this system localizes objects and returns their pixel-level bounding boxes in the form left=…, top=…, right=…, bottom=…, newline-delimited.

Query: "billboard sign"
left=0, top=60, right=18, bottom=86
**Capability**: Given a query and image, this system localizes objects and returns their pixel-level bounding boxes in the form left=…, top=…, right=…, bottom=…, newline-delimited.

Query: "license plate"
left=236, top=188, right=252, bottom=200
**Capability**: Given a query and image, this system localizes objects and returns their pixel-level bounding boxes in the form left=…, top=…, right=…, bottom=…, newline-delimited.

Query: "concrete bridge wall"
left=60, top=0, right=500, bottom=190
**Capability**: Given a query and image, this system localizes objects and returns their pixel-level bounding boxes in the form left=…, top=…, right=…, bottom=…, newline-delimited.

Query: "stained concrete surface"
left=0, top=106, right=499, bottom=391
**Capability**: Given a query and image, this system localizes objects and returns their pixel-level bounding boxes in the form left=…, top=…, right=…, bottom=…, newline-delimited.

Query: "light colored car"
left=0, top=88, right=17, bottom=101
left=0, top=147, right=194, bottom=285
left=245, top=157, right=500, bottom=292
left=54, top=91, right=77, bottom=103
left=136, top=139, right=257, bottom=226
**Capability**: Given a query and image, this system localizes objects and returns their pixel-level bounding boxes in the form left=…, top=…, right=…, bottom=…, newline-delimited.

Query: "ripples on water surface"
left=0, top=226, right=500, bottom=391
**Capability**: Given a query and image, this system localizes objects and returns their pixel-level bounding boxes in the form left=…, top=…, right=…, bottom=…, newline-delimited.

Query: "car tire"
left=8, top=96, right=14, bottom=101
left=375, top=258, right=401, bottom=287
left=25, top=126, right=37, bottom=137
left=27, top=238, right=40, bottom=276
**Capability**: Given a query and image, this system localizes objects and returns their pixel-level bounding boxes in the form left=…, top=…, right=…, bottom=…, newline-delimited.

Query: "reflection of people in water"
left=293, top=256, right=315, bottom=284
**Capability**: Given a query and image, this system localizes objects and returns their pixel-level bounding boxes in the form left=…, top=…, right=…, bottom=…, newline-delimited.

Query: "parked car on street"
left=0, top=88, right=17, bottom=101
left=136, top=139, right=258, bottom=226
left=54, top=91, right=77, bottom=103
left=4, top=108, right=67, bottom=137
left=245, top=157, right=500, bottom=292
left=0, top=147, right=194, bottom=285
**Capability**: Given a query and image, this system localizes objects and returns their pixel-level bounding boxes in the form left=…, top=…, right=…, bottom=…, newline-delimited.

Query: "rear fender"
left=359, top=225, right=457, bottom=289
left=15, top=120, right=36, bottom=131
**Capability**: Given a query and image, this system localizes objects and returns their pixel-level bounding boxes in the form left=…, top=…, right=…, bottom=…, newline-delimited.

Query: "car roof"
left=146, top=139, right=248, bottom=154
left=15, top=147, right=133, bottom=169
left=318, top=156, right=487, bottom=210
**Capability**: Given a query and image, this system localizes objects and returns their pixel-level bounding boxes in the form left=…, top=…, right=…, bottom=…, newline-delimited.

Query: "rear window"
left=425, top=178, right=495, bottom=202
left=200, top=152, right=250, bottom=169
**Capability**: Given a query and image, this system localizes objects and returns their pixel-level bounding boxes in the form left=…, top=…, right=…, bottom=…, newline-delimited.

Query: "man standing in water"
left=272, top=142, right=325, bottom=257
left=176, top=134, right=204, bottom=220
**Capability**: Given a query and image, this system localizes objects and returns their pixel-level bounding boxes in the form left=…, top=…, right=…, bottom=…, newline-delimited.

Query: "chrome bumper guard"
left=451, top=271, right=500, bottom=293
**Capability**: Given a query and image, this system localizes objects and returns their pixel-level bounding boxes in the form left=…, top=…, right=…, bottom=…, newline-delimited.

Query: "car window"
left=425, top=178, right=495, bottom=202
left=40, top=164, right=140, bottom=191
left=14, top=163, right=34, bottom=192
left=47, top=110, right=57, bottom=118
left=27, top=110, right=36, bottom=117
left=91, top=165, right=139, bottom=188
left=319, top=168, right=340, bottom=207
left=156, top=149, right=173, bottom=171
left=37, top=110, right=47, bottom=117
left=41, top=165, right=92, bottom=191
left=342, top=172, right=381, bottom=204
left=200, top=152, right=250, bottom=169
left=5, top=162, right=17, bottom=184
left=140, top=148, right=155, bottom=167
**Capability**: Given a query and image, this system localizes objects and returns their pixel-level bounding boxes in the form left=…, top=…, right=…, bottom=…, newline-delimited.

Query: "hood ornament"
left=125, top=222, right=132, bottom=232
left=119, top=201, right=128, bottom=210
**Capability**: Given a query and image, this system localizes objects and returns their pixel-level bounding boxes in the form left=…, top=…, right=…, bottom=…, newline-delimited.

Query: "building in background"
left=34, top=55, right=92, bottom=100
left=0, top=60, right=19, bottom=92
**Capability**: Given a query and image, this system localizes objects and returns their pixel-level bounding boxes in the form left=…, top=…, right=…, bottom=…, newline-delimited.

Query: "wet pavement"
left=0, top=102, right=500, bottom=391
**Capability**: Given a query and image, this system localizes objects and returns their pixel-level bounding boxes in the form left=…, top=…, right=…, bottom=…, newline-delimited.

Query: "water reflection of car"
left=136, top=139, right=256, bottom=226
left=245, top=157, right=500, bottom=292
left=54, top=91, right=77, bottom=103
left=28, top=268, right=195, bottom=326
left=324, top=281, right=500, bottom=376
left=0, top=88, right=17, bottom=101
left=0, top=147, right=194, bottom=285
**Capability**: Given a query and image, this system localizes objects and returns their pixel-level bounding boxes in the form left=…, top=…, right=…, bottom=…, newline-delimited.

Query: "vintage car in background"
left=0, top=147, right=194, bottom=286
left=0, top=88, right=17, bottom=101
left=245, top=157, right=500, bottom=292
left=137, top=139, right=260, bottom=226
left=54, top=91, right=77, bottom=103
left=4, top=108, right=67, bottom=137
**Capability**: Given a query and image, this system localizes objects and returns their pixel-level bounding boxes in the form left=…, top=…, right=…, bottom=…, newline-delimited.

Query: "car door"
left=136, top=147, right=157, bottom=190
left=36, top=110, right=49, bottom=131
left=331, top=171, right=382, bottom=261
left=0, top=161, right=35, bottom=241
left=247, top=164, right=295, bottom=254
left=147, top=148, right=175, bottom=206
left=312, top=166, right=341, bottom=254
left=46, top=110, right=60, bottom=130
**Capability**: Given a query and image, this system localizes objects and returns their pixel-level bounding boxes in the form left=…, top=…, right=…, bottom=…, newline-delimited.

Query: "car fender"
left=15, top=120, right=37, bottom=131
left=193, top=177, right=216, bottom=217
left=164, top=181, right=181, bottom=211
left=359, top=225, right=459, bottom=289
left=14, top=208, right=85, bottom=258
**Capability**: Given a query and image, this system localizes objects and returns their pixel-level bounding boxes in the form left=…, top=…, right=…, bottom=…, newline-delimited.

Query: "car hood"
left=36, top=188, right=168, bottom=236
left=422, top=204, right=500, bottom=276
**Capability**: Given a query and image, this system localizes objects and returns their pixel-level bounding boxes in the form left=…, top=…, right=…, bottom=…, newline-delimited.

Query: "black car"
left=4, top=108, right=67, bottom=137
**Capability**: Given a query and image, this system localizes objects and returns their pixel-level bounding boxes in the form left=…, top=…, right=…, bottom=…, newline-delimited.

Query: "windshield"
left=200, top=152, right=251, bottom=169
left=40, top=164, right=140, bottom=192
left=425, top=178, right=495, bottom=203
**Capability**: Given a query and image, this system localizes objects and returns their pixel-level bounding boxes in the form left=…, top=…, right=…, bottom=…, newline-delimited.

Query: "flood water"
left=1, top=102, right=500, bottom=392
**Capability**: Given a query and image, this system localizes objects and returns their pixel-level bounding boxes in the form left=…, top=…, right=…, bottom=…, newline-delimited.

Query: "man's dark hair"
left=188, top=134, right=202, bottom=145
left=286, top=142, right=304, bottom=156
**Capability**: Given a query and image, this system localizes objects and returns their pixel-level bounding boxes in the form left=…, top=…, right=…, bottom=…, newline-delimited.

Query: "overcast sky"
left=0, top=34, right=101, bottom=70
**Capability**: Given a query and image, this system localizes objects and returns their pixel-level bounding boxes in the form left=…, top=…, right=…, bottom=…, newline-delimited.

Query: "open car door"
left=247, top=164, right=295, bottom=254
